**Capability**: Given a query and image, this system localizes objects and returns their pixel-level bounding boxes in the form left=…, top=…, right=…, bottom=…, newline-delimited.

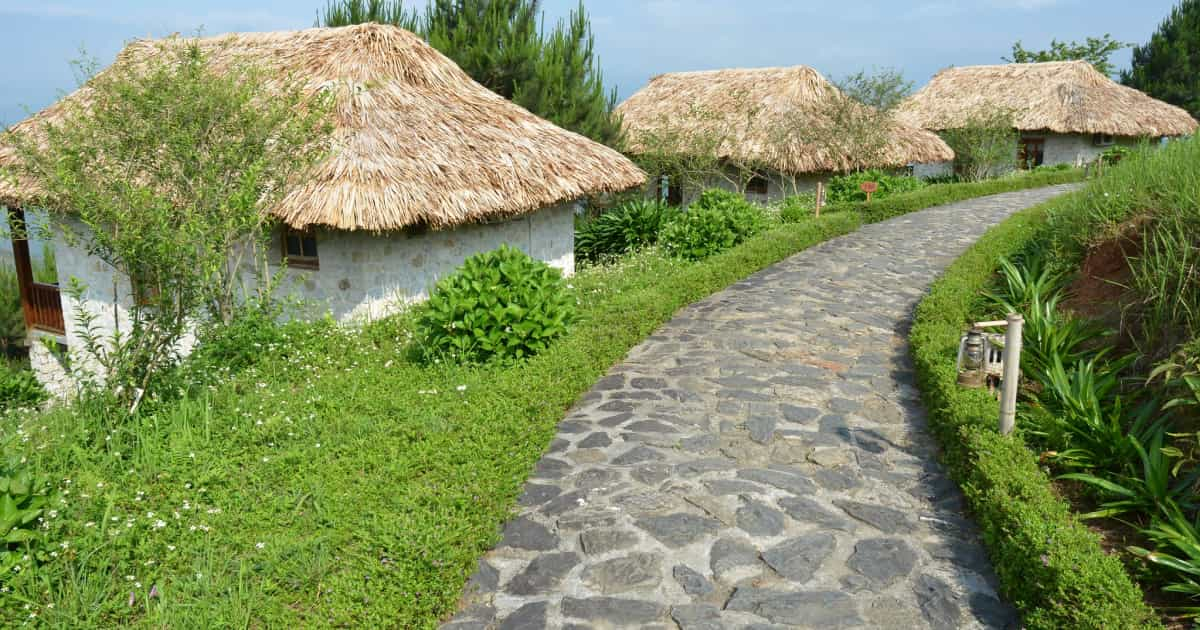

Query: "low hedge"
left=824, top=168, right=1086, bottom=223
left=909, top=191, right=1161, bottom=629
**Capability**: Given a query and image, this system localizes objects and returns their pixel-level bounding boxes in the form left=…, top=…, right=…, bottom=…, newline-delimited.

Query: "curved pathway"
left=445, top=185, right=1077, bottom=630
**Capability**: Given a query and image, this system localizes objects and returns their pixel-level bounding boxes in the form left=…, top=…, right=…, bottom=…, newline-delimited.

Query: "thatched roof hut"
left=0, top=24, right=645, bottom=232
left=615, top=65, right=955, bottom=174
left=896, top=61, right=1198, bottom=137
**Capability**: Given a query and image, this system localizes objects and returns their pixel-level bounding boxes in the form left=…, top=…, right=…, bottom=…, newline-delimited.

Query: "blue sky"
left=0, top=0, right=1181, bottom=127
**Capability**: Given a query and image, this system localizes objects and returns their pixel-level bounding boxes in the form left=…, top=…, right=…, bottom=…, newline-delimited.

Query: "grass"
left=0, top=170, right=1084, bottom=628
left=909, top=190, right=1161, bottom=628
left=906, top=137, right=1200, bottom=628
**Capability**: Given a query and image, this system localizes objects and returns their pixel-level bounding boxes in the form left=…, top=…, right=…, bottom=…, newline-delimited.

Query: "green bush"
left=574, top=199, right=680, bottom=263
left=0, top=454, right=57, bottom=575
left=826, top=169, right=925, bottom=203
left=0, top=269, right=24, bottom=357
left=659, top=207, right=738, bottom=261
left=909, top=192, right=1161, bottom=629
left=418, top=245, right=575, bottom=364
left=0, top=362, right=46, bottom=411
left=777, top=192, right=816, bottom=223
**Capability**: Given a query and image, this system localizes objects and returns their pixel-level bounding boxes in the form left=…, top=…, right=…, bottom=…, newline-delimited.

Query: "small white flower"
left=167, top=545, right=176, bottom=551
left=456, top=385, right=467, bottom=392
left=255, top=542, right=266, bottom=549
left=153, top=520, right=166, bottom=529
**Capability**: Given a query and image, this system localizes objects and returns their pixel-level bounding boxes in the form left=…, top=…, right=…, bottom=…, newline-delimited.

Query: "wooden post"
left=7, top=207, right=35, bottom=330
left=999, top=312, right=1024, bottom=436
left=814, top=181, right=824, bottom=218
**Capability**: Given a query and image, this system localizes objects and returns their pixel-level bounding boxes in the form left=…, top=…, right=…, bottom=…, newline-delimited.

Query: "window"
left=1092, top=133, right=1115, bottom=147
left=746, top=175, right=769, bottom=196
left=1018, top=137, right=1045, bottom=169
left=283, top=228, right=319, bottom=269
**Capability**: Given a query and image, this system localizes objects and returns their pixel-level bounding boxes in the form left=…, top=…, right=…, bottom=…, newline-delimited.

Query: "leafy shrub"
left=0, top=362, right=47, bottom=411
left=826, top=169, right=925, bottom=203
left=659, top=207, right=738, bottom=261
left=184, top=301, right=291, bottom=382
left=660, top=189, right=768, bottom=261
left=575, top=199, right=680, bottom=263
left=777, top=192, right=816, bottom=223
left=0, top=268, right=24, bottom=358
left=0, top=455, right=57, bottom=575
left=418, top=245, right=575, bottom=364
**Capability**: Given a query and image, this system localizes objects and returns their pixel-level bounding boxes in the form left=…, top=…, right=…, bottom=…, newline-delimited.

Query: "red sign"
left=859, top=181, right=878, bottom=193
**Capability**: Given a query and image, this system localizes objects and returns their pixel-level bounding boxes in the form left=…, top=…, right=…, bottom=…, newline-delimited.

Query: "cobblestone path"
left=445, top=185, right=1077, bottom=630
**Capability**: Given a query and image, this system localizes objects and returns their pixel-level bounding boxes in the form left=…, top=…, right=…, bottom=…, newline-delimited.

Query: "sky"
left=0, top=0, right=1181, bottom=127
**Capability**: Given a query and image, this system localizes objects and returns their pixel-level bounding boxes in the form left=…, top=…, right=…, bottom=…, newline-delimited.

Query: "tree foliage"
left=836, top=67, right=913, bottom=111
left=939, top=108, right=1018, bottom=182
left=1004, top=34, right=1130, bottom=76
left=3, top=40, right=333, bottom=406
left=320, top=0, right=621, bottom=146
left=1121, top=0, right=1200, bottom=120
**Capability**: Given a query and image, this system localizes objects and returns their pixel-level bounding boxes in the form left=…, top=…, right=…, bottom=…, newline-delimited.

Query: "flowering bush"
left=418, top=245, right=576, bottom=364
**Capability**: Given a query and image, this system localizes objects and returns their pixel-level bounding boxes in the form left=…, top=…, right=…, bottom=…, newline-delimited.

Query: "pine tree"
left=319, top=0, right=622, bottom=146
left=1121, top=0, right=1200, bottom=119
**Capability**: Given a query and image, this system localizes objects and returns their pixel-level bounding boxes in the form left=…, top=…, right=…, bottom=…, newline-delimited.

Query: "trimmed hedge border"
left=824, top=168, right=1086, bottom=222
left=908, top=191, right=1161, bottom=629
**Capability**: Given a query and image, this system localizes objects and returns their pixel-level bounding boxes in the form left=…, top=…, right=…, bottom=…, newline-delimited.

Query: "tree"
left=938, top=108, right=1018, bottom=181
left=836, top=67, right=913, bottom=111
left=3, top=40, right=333, bottom=406
left=320, top=0, right=622, bottom=146
left=1004, top=34, right=1130, bottom=76
left=1121, top=0, right=1200, bottom=120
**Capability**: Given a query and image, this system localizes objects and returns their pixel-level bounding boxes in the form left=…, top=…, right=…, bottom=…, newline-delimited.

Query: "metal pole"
left=999, top=312, right=1024, bottom=435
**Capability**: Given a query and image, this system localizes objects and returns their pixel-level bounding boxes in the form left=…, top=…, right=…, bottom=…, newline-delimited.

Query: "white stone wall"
left=1029, top=133, right=1142, bottom=167
left=275, top=203, right=575, bottom=323
left=913, top=161, right=954, bottom=180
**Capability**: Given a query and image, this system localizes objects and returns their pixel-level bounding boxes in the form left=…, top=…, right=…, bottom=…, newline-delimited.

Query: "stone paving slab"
left=443, top=185, right=1078, bottom=630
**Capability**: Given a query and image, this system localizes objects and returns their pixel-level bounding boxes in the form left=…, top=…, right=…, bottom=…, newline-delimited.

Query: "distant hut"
left=0, top=24, right=644, bottom=394
left=615, top=65, right=955, bottom=203
left=896, top=60, right=1199, bottom=168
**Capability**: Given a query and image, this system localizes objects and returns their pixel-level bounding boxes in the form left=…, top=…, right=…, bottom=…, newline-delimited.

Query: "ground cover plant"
left=0, top=171, right=1087, bottom=627
left=825, top=168, right=925, bottom=203
left=911, top=132, right=1200, bottom=627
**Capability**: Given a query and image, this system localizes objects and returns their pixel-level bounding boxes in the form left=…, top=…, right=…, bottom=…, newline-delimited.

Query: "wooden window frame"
left=282, top=227, right=319, bottom=270
left=1092, top=133, right=1115, bottom=147
left=1018, top=137, right=1045, bottom=169
left=745, top=175, right=770, bottom=196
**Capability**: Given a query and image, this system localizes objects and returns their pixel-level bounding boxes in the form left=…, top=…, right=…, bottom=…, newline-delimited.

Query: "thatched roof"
left=615, top=65, right=954, bottom=175
left=0, top=24, right=645, bottom=231
left=896, top=61, right=1198, bottom=137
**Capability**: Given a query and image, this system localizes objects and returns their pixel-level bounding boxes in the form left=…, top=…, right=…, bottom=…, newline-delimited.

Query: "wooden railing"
left=27, top=282, right=64, bottom=334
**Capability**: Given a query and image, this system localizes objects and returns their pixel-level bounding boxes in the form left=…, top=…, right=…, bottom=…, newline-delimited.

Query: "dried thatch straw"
left=896, top=61, right=1198, bottom=137
left=0, top=24, right=645, bottom=231
left=615, top=65, right=954, bottom=174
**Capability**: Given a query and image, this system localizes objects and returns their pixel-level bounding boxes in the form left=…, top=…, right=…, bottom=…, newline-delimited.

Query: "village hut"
left=0, top=24, right=645, bottom=394
left=615, top=65, right=956, bottom=203
left=896, top=60, right=1199, bottom=168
